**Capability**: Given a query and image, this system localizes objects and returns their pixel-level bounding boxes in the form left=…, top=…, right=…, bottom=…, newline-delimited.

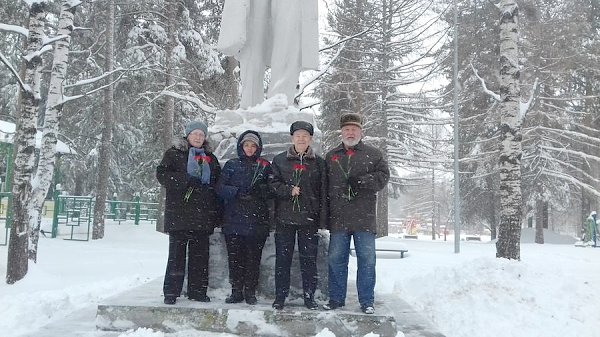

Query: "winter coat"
left=156, top=139, right=222, bottom=233
left=216, top=130, right=272, bottom=236
left=325, top=141, right=389, bottom=234
left=270, top=145, right=327, bottom=229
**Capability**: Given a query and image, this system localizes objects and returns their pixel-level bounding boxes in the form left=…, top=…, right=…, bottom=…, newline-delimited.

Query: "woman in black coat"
left=216, top=130, right=272, bottom=305
left=156, top=120, right=222, bottom=305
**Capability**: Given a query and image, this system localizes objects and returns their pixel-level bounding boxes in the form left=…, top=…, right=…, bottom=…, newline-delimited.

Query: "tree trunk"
left=6, top=2, right=47, bottom=284
left=29, top=0, right=80, bottom=261
left=495, top=0, right=522, bottom=260
left=156, top=0, right=178, bottom=233
left=535, top=199, right=544, bottom=244
left=92, top=0, right=115, bottom=240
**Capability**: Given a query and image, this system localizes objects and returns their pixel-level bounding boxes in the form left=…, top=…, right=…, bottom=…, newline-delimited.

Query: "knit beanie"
left=290, top=121, right=314, bottom=136
left=240, top=132, right=260, bottom=146
left=185, top=120, right=208, bottom=137
left=340, top=113, right=363, bottom=129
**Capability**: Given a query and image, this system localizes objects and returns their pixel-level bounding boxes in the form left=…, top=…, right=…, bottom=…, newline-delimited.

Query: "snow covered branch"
left=159, top=91, right=217, bottom=113
left=470, top=62, right=501, bottom=102
left=23, top=44, right=53, bottom=62
left=0, top=51, right=27, bottom=91
left=0, top=23, right=29, bottom=37
left=517, top=77, right=538, bottom=127
left=297, top=42, right=346, bottom=101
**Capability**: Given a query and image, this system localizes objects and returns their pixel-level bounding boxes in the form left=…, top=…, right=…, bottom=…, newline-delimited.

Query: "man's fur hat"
left=340, top=113, right=363, bottom=129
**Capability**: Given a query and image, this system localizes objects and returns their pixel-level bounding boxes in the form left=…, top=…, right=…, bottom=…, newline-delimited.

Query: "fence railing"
left=0, top=192, right=12, bottom=246
left=0, top=191, right=159, bottom=243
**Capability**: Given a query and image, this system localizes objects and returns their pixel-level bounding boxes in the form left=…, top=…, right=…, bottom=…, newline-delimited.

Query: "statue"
left=217, top=0, right=319, bottom=109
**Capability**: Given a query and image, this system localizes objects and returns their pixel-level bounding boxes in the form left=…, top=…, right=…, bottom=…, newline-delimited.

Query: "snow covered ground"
left=0, top=222, right=598, bottom=337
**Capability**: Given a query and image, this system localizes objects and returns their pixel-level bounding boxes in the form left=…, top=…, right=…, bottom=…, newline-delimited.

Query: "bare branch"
left=470, top=62, right=501, bottom=102
left=0, top=51, right=27, bottom=91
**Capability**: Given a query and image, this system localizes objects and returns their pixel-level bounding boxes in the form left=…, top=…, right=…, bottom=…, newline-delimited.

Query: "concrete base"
left=96, top=278, right=397, bottom=337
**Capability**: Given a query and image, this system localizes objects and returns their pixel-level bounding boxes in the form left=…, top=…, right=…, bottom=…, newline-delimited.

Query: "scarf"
left=187, top=147, right=211, bottom=184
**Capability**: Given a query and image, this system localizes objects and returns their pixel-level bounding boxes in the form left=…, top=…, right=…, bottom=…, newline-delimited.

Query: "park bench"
left=350, top=247, right=409, bottom=258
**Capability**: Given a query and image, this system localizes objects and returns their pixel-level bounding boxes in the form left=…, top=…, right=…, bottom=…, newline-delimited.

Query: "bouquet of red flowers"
left=331, top=149, right=357, bottom=201
left=251, top=158, right=270, bottom=186
left=291, top=163, right=306, bottom=212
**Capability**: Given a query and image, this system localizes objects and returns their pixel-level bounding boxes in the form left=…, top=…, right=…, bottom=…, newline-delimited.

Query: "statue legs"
left=268, top=0, right=302, bottom=105
left=238, top=0, right=270, bottom=109
left=238, top=0, right=303, bottom=109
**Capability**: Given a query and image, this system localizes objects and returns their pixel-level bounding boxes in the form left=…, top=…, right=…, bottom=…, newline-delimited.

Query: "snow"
left=0, top=120, right=76, bottom=154
left=0, top=222, right=598, bottom=337
left=0, top=23, right=29, bottom=37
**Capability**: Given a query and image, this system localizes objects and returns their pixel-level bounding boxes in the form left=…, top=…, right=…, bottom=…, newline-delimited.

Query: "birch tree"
left=6, top=0, right=48, bottom=284
left=495, top=0, right=522, bottom=260
left=29, top=0, right=81, bottom=260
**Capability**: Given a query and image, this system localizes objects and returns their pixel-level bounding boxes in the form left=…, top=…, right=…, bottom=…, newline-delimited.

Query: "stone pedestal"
left=207, top=229, right=329, bottom=300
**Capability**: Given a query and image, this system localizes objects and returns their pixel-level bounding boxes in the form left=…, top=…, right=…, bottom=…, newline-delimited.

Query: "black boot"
left=304, top=293, right=318, bottom=310
left=272, top=296, right=285, bottom=310
left=244, top=290, right=257, bottom=305
left=164, top=296, right=177, bottom=305
left=188, top=288, right=210, bottom=302
left=225, top=290, right=245, bottom=304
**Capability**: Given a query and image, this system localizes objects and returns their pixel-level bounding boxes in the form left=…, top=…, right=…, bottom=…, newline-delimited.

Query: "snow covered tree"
left=495, top=0, right=523, bottom=260
left=91, top=0, right=115, bottom=240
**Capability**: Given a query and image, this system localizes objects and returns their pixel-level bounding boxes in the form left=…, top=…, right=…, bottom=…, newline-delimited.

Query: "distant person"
left=217, top=0, right=319, bottom=108
left=323, top=113, right=390, bottom=314
left=269, top=121, right=327, bottom=310
left=156, top=120, right=222, bottom=305
left=583, top=211, right=598, bottom=247
left=216, top=130, right=272, bottom=305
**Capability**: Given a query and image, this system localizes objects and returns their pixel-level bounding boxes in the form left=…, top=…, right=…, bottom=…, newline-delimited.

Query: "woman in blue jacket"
left=216, top=130, right=272, bottom=305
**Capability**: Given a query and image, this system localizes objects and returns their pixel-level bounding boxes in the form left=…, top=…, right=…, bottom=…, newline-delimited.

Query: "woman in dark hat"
left=156, top=120, right=222, bottom=305
left=216, top=130, right=272, bottom=305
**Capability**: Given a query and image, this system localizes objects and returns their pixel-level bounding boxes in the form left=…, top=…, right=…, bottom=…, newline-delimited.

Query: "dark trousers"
left=163, top=230, right=210, bottom=299
left=274, top=225, right=318, bottom=299
left=225, top=233, right=268, bottom=294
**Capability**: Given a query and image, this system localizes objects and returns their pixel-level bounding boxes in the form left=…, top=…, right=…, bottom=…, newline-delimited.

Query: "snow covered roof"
left=0, top=120, right=77, bottom=155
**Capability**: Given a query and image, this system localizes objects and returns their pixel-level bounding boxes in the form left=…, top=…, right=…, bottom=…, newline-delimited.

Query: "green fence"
left=51, top=192, right=159, bottom=241
left=0, top=192, right=12, bottom=246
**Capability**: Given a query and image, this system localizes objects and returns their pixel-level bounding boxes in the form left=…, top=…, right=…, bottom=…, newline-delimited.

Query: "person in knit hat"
left=156, top=119, right=222, bottom=305
left=323, top=113, right=389, bottom=315
left=216, top=130, right=272, bottom=305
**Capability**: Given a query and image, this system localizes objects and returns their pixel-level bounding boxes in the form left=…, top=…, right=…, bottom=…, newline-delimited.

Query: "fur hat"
left=340, top=113, right=363, bottom=129
left=290, top=121, right=314, bottom=136
left=240, top=132, right=260, bottom=146
left=185, top=120, right=208, bottom=137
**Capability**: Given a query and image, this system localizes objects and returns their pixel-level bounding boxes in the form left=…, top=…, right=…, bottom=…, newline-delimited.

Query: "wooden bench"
left=465, top=235, right=481, bottom=241
left=351, top=248, right=408, bottom=258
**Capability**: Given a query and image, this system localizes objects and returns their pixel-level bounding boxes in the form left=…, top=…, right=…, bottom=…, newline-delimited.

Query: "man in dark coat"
left=216, top=130, right=272, bottom=305
left=323, top=113, right=389, bottom=314
left=156, top=120, right=222, bottom=305
left=269, top=121, right=327, bottom=310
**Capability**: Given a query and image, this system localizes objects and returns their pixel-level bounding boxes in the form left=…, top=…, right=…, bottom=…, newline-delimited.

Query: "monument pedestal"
left=96, top=278, right=397, bottom=337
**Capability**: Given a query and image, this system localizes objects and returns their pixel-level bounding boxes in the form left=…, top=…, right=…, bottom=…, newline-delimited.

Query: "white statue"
left=217, top=0, right=319, bottom=109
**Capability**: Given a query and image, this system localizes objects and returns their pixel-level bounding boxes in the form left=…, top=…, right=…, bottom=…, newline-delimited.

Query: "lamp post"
left=453, top=0, right=461, bottom=253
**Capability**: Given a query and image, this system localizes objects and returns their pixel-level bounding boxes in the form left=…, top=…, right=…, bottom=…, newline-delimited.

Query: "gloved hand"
left=251, top=182, right=269, bottom=197
left=347, top=176, right=361, bottom=191
left=237, top=187, right=253, bottom=201
left=188, top=176, right=204, bottom=187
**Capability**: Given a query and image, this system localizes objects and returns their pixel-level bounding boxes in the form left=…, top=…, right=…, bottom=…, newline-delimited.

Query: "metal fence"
left=0, top=192, right=159, bottom=244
